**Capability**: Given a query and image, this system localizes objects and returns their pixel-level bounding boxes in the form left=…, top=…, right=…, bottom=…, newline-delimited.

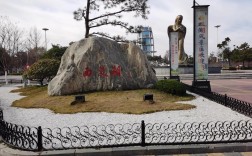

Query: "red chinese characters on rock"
left=110, top=65, right=121, bottom=77
left=83, top=67, right=92, bottom=77
left=99, top=65, right=108, bottom=78
left=82, top=65, right=122, bottom=78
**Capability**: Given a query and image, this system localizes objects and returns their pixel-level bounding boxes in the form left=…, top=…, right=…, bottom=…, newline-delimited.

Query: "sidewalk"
left=182, top=79, right=252, bottom=104
left=1, top=142, right=252, bottom=156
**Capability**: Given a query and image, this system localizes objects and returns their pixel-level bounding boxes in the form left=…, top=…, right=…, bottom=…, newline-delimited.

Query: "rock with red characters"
left=48, top=37, right=157, bottom=96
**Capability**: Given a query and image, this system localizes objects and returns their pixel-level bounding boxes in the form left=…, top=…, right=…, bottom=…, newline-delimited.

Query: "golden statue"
left=167, top=15, right=188, bottom=64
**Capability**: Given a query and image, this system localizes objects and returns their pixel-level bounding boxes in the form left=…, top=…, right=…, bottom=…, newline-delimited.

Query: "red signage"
left=83, top=65, right=122, bottom=78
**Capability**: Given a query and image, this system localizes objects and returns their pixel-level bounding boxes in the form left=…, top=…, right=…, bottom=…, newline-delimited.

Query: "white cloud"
left=1, top=0, right=252, bottom=57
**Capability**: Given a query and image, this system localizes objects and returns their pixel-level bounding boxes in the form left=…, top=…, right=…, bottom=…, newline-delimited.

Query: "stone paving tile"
left=170, top=153, right=252, bottom=156
left=240, top=152, right=252, bottom=156
left=182, top=79, right=252, bottom=104
left=207, top=153, right=225, bottom=156
left=222, top=152, right=243, bottom=156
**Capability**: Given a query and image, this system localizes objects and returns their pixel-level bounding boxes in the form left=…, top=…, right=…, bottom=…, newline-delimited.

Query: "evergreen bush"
left=23, top=59, right=60, bottom=85
left=155, top=79, right=186, bottom=96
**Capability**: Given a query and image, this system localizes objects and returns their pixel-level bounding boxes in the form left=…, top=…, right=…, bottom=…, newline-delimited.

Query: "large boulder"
left=48, top=37, right=157, bottom=96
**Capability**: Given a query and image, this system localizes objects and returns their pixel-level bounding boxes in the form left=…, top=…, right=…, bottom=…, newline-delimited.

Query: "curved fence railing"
left=145, top=121, right=252, bottom=145
left=42, top=123, right=142, bottom=150
left=0, top=120, right=39, bottom=150
left=0, top=79, right=23, bottom=84
left=183, top=83, right=252, bottom=117
left=1, top=112, right=252, bottom=151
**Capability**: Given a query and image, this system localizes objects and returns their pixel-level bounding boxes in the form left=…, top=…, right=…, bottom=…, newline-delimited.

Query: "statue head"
left=175, top=15, right=183, bottom=25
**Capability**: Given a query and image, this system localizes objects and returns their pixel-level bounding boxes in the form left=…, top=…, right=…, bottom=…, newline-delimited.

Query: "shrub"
left=241, top=66, right=252, bottom=70
left=23, top=59, right=60, bottom=85
left=41, top=44, right=67, bottom=61
left=155, top=79, right=186, bottom=96
left=222, top=67, right=236, bottom=70
left=228, top=67, right=237, bottom=70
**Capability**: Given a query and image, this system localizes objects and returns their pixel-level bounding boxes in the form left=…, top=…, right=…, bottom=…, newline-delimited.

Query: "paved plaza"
left=182, top=79, right=252, bottom=104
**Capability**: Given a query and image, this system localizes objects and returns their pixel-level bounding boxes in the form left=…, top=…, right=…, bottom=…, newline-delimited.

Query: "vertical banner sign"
left=195, top=6, right=209, bottom=80
left=169, top=32, right=179, bottom=76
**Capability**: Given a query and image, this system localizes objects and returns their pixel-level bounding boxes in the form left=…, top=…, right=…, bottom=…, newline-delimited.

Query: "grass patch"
left=11, top=86, right=196, bottom=114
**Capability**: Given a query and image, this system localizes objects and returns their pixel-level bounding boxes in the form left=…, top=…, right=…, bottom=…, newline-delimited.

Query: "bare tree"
left=0, top=16, right=24, bottom=82
left=73, top=0, right=149, bottom=42
left=0, top=16, right=24, bottom=56
left=25, top=27, right=42, bottom=61
left=0, top=47, right=11, bottom=73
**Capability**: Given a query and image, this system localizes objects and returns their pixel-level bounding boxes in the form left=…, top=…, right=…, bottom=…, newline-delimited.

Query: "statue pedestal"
left=192, top=80, right=211, bottom=92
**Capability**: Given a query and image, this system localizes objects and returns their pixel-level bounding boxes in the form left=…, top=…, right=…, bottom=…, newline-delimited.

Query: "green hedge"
left=222, top=67, right=236, bottom=70
left=155, top=79, right=186, bottom=96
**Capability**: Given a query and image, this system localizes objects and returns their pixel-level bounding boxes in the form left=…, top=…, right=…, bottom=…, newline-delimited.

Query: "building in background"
left=137, top=27, right=155, bottom=56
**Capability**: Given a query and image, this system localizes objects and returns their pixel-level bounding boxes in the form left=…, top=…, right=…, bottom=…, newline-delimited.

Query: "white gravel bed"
left=0, top=85, right=251, bottom=129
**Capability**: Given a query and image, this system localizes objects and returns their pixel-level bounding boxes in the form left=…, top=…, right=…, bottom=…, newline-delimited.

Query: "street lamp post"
left=25, top=51, right=30, bottom=86
left=214, top=25, right=221, bottom=63
left=26, top=51, right=29, bottom=69
left=42, top=28, right=49, bottom=51
left=214, top=25, right=221, bottom=45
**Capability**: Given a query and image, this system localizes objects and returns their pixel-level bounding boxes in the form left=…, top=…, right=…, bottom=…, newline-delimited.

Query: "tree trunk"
left=40, top=79, right=43, bottom=86
left=85, top=0, right=90, bottom=38
left=4, top=70, right=8, bottom=85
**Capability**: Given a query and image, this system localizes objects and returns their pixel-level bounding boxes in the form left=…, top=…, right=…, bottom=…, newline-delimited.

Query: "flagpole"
left=193, top=0, right=196, bottom=82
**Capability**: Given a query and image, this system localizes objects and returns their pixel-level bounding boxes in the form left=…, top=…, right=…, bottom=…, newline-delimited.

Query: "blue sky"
left=1, top=0, right=252, bottom=57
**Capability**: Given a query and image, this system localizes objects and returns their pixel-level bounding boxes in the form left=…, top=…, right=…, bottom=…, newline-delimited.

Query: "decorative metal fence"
left=41, top=121, right=252, bottom=150
left=1, top=112, right=252, bottom=151
left=144, top=121, right=252, bottom=145
left=183, top=83, right=252, bottom=117
left=0, top=119, right=39, bottom=150
left=0, top=79, right=23, bottom=84
left=42, top=123, right=142, bottom=150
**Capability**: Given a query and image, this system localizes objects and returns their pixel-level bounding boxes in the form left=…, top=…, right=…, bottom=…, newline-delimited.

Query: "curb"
left=1, top=142, right=252, bottom=156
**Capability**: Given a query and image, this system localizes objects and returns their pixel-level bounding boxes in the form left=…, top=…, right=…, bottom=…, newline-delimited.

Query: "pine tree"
left=73, top=0, right=149, bottom=42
